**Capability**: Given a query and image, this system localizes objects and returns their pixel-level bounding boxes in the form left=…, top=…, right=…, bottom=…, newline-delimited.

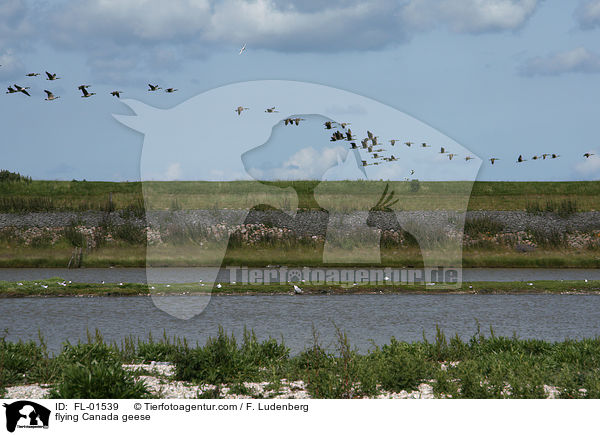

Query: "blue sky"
left=1, top=0, right=600, bottom=181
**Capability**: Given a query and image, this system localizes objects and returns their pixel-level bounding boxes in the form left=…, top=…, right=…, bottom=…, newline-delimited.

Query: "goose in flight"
left=551, top=154, right=560, bottom=159
left=389, top=139, right=399, bottom=146
left=489, top=158, right=499, bottom=165
left=421, top=142, right=430, bottom=148
left=404, top=141, right=413, bottom=147
left=361, top=160, right=370, bottom=166
left=44, top=90, right=59, bottom=101
left=541, top=153, right=550, bottom=160
left=13, top=84, right=30, bottom=96
left=531, top=155, right=539, bottom=160
left=367, top=130, right=374, bottom=140
left=78, top=85, right=96, bottom=98
left=239, top=43, right=246, bottom=55
left=165, top=88, right=178, bottom=93
left=148, top=84, right=161, bottom=91
left=26, top=73, right=40, bottom=77
left=110, top=91, right=123, bottom=98
left=345, top=129, right=355, bottom=140
left=340, top=122, right=350, bottom=128
left=440, top=147, right=446, bottom=154
left=236, top=106, right=249, bottom=115
left=350, top=142, right=358, bottom=149
left=584, top=153, right=595, bottom=158
left=293, top=117, right=305, bottom=125
left=45, top=71, right=60, bottom=80
left=410, top=169, right=415, bottom=175
left=465, top=156, right=474, bottom=161
left=324, top=121, right=335, bottom=129
left=265, top=107, right=279, bottom=113
left=517, top=155, right=526, bottom=163
left=447, top=153, right=457, bottom=160
left=360, top=138, right=369, bottom=148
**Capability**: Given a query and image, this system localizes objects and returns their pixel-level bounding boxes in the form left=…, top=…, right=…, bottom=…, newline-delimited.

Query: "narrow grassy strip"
left=4, top=327, right=600, bottom=398
left=1, top=278, right=600, bottom=298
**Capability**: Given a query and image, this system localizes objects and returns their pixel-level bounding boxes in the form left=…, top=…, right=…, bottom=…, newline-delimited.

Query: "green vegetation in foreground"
left=3, top=326, right=600, bottom=398
left=2, top=179, right=600, bottom=211
left=3, top=245, right=600, bottom=268
left=1, top=277, right=599, bottom=297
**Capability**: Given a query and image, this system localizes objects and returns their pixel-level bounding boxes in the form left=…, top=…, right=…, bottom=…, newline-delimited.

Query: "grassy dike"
left=3, top=326, right=600, bottom=399
left=1, top=277, right=600, bottom=297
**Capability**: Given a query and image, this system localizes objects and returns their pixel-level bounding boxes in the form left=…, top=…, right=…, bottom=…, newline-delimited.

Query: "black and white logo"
left=3, top=401, right=50, bottom=433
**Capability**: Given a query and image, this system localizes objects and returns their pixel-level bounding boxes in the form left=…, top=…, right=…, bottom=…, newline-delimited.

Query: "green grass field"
left=1, top=179, right=600, bottom=211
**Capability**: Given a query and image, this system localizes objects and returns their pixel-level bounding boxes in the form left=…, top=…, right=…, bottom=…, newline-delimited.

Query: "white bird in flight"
left=239, top=43, right=246, bottom=55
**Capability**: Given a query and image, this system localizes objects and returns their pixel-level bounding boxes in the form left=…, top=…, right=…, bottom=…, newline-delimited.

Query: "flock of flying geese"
left=2, top=61, right=595, bottom=167
left=235, top=106, right=596, bottom=169
left=4, top=70, right=179, bottom=101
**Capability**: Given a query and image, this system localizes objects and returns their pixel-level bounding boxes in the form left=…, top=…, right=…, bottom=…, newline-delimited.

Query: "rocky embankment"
left=1, top=210, right=599, bottom=234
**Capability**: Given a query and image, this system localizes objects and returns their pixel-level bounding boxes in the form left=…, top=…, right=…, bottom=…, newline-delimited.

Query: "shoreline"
left=1, top=278, right=599, bottom=298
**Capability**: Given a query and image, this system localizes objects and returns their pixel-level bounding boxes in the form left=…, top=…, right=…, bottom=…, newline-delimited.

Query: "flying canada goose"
left=236, top=106, right=249, bottom=115
left=45, top=71, right=60, bottom=80
left=532, top=155, right=539, bottom=160
left=360, top=138, right=369, bottom=148
left=489, top=158, right=499, bottom=165
left=110, top=91, right=123, bottom=98
left=340, top=123, right=350, bottom=128
left=6, top=86, right=17, bottom=94
left=165, top=88, right=178, bottom=93
left=421, top=142, right=430, bottom=148
left=447, top=153, right=457, bottom=160
left=361, top=160, right=370, bottom=166
left=389, top=140, right=399, bottom=146
left=148, top=84, right=161, bottom=91
left=551, top=154, right=560, bottom=159
left=371, top=136, right=379, bottom=145
left=265, top=107, right=278, bottom=113
left=367, top=131, right=374, bottom=139
left=239, top=43, right=247, bottom=55
left=44, top=90, right=59, bottom=101
left=293, top=117, right=305, bottom=125
left=440, top=147, right=446, bottom=154
left=367, top=146, right=373, bottom=153
left=350, top=143, right=357, bottom=149
left=13, top=84, right=30, bottom=96
left=345, top=130, right=355, bottom=141
left=584, top=153, right=595, bottom=158
left=78, top=85, right=96, bottom=98
left=404, top=141, right=413, bottom=147
left=388, top=155, right=398, bottom=161
left=517, top=155, right=526, bottom=163
left=410, top=170, right=415, bottom=175
left=324, top=121, right=334, bottom=129
left=465, top=156, right=473, bottom=161
left=330, top=130, right=344, bottom=141
left=542, top=153, right=550, bottom=160
left=26, top=73, right=40, bottom=77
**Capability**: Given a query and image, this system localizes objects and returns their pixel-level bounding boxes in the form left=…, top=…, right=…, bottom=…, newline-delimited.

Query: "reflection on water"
left=1, top=294, right=600, bottom=354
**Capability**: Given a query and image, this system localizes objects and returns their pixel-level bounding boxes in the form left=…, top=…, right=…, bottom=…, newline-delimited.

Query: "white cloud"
left=576, top=0, right=600, bottom=29
left=402, top=0, right=538, bottom=33
left=248, top=146, right=347, bottom=180
left=520, top=47, right=600, bottom=76
left=0, top=49, right=25, bottom=80
left=165, top=162, right=182, bottom=180
left=575, top=152, right=600, bottom=176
